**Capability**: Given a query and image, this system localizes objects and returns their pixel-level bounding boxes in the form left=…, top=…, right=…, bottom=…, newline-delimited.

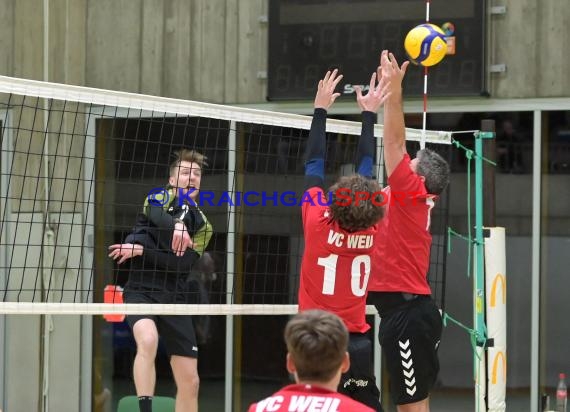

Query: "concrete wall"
left=0, top=0, right=268, bottom=103
left=490, top=0, right=570, bottom=97
left=448, top=173, right=570, bottom=236
left=2, top=213, right=83, bottom=412
left=0, top=1, right=569, bottom=102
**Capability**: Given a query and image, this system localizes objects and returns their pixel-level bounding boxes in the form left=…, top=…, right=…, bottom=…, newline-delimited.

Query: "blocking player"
left=367, top=51, right=450, bottom=412
left=298, top=69, right=388, bottom=411
left=248, top=310, right=375, bottom=412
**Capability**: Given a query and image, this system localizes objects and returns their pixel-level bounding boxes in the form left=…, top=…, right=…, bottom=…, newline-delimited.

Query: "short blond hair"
left=169, top=149, right=208, bottom=177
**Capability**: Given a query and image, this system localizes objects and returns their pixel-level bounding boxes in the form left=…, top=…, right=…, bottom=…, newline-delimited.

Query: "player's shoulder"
left=388, top=154, right=422, bottom=185
left=247, top=385, right=297, bottom=411
left=301, top=186, right=328, bottom=205
left=304, top=186, right=324, bottom=195
left=302, top=187, right=331, bottom=227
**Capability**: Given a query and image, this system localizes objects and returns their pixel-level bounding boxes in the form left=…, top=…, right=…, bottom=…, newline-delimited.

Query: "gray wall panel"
left=85, top=0, right=141, bottom=92
left=141, top=0, right=165, bottom=96
left=0, top=0, right=15, bottom=77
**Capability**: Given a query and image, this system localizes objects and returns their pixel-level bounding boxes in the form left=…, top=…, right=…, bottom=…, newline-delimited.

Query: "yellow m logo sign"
left=490, top=273, right=506, bottom=307
left=491, top=351, right=507, bottom=384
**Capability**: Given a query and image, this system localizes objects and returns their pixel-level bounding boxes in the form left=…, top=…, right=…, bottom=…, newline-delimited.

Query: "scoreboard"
left=268, top=0, right=486, bottom=100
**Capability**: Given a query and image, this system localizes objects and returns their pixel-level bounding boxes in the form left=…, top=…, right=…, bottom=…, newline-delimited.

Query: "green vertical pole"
left=474, top=131, right=494, bottom=411
left=474, top=132, right=485, bottom=412
left=474, top=133, right=486, bottom=347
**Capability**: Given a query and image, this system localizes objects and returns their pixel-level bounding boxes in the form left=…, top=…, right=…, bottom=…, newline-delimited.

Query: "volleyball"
left=404, top=23, right=448, bottom=67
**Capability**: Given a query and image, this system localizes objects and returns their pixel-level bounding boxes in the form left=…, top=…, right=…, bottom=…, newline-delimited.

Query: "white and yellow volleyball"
left=404, top=24, right=448, bottom=67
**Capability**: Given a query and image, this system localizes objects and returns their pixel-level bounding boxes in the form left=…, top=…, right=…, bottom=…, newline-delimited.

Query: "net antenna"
left=420, top=0, right=431, bottom=150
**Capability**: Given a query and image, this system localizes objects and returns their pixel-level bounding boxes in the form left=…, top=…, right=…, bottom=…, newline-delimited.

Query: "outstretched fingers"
left=354, top=85, right=364, bottom=110
left=400, top=60, right=410, bottom=75
left=327, top=70, right=343, bottom=95
left=381, top=51, right=392, bottom=73
left=368, top=72, right=377, bottom=92
left=108, top=244, right=124, bottom=259
left=355, top=85, right=363, bottom=100
left=315, top=68, right=343, bottom=110
left=388, top=52, right=410, bottom=75
left=330, top=92, right=341, bottom=104
left=118, top=253, right=129, bottom=265
left=108, top=244, right=133, bottom=264
left=388, top=52, right=400, bottom=70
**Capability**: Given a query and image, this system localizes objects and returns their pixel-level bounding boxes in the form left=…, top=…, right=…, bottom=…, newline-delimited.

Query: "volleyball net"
left=0, top=75, right=452, bottom=316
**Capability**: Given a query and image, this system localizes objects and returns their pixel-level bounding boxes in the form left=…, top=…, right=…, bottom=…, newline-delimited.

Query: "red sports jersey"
left=369, top=154, right=435, bottom=295
left=248, top=383, right=375, bottom=412
left=299, top=187, right=380, bottom=333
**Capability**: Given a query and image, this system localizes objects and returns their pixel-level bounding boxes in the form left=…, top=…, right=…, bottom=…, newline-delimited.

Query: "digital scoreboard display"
left=268, top=0, right=486, bottom=100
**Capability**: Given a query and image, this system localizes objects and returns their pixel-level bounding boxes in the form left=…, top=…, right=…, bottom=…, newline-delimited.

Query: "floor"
left=110, top=378, right=532, bottom=411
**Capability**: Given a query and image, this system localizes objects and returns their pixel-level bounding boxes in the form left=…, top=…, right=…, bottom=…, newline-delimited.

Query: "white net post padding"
left=485, top=227, right=507, bottom=412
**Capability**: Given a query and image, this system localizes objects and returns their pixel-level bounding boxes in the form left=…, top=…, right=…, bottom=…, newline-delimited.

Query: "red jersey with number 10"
left=299, top=187, right=380, bottom=333
left=369, top=154, right=435, bottom=295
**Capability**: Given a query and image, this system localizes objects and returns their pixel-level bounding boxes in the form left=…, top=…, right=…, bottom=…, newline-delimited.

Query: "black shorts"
left=338, top=333, right=383, bottom=412
left=369, top=293, right=442, bottom=405
left=123, top=286, right=198, bottom=358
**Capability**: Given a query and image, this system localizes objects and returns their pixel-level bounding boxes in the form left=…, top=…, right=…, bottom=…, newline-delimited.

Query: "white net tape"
left=0, top=75, right=451, bottom=143
left=0, top=302, right=380, bottom=315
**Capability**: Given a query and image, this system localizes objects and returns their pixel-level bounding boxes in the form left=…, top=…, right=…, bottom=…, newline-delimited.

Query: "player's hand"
left=379, top=50, right=409, bottom=98
left=108, top=243, right=143, bottom=264
left=172, top=221, right=194, bottom=256
left=355, top=72, right=391, bottom=113
left=314, top=69, right=344, bottom=111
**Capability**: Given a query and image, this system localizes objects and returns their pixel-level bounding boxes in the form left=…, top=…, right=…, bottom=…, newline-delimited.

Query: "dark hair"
left=285, top=310, right=348, bottom=382
left=415, top=148, right=450, bottom=195
left=169, top=149, right=208, bottom=177
left=328, top=175, right=384, bottom=232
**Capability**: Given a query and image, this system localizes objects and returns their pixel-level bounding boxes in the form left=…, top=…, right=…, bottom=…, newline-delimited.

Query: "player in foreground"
left=298, top=68, right=389, bottom=411
left=248, top=310, right=375, bottom=412
left=368, top=51, right=450, bottom=412
left=108, top=149, right=213, bottom=412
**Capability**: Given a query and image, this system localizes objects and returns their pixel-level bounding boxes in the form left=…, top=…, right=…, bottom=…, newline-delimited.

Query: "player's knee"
left=190, top=373, right=200, bottom=395
left=177, top=370, right=200, bottom=396
left=134, top=330, right=159, bottom=355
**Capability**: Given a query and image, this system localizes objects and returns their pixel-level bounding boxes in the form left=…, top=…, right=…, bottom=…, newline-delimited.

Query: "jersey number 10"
left=317, top=254, right=371, bottom=297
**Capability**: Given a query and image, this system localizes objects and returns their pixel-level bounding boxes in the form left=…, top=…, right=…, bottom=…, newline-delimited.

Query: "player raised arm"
left=304, top=69, right=343, bottom=190
left=354, top=71, right=391, bottom=178
left=379, top=50, right=410, bottom=177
